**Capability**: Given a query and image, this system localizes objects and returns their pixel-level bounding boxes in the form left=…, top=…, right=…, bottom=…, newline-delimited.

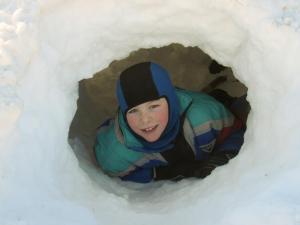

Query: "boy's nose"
left=140, top=112, right=151, bottom=124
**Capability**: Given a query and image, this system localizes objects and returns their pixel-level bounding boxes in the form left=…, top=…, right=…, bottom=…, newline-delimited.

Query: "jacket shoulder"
left=176, top=89, right=233, bottom=126
left=95, top=119, right=144, bottom=176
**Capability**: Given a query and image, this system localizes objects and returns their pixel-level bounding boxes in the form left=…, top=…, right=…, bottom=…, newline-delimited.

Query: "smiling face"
left=126, top=98, right=169, bottom=142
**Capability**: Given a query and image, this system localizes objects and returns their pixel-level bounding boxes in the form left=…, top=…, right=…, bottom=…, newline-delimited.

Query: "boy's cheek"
left=127, top=117, right=138, bottom=128
left=156, top=110, right=169, bottom=125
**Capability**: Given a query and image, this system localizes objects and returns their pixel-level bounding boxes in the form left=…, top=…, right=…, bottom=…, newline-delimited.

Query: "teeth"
left=144, top=126, right=156, bottom=132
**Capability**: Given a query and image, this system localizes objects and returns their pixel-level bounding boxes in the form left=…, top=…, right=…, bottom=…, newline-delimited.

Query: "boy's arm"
left=214, top=94, right=249, bottom=153
left=95, top=154, right=156, bottom=183
left=194, top=107, right=245, bottom=156
left=154, top=151, right=237, bottom=181
left=215, top=126, right=245, bottom=153
left=120, top=167, right=154, bottom=183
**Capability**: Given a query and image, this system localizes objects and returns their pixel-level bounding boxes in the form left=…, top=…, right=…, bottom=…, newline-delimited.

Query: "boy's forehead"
left=147, top=98, right=164, bottom=103
left=143, top=97, right=167, bottom=105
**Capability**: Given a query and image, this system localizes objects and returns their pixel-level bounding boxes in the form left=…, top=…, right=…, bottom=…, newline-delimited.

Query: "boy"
left=94, top=62, right=246, bottom=183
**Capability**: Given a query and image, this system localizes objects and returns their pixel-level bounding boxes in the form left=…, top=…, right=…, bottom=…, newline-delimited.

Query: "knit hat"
left=116, top=62, right=180, bottom=152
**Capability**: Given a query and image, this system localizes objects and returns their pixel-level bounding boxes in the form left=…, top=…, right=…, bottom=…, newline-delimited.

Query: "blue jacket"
left=95, top=89, right=244, bottom=183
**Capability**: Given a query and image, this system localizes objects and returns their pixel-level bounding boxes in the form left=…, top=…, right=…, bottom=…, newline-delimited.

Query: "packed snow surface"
left=0, top=0, right=300, bottom=225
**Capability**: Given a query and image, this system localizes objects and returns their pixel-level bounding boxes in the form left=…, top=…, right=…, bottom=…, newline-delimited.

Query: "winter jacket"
left=94, top=88, right=244, bottom=183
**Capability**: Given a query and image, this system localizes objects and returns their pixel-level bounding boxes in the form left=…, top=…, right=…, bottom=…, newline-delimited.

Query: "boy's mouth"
left=141, top=125, right=158, bottom=133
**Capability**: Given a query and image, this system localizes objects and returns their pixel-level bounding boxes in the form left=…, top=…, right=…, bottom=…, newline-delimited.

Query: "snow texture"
left=0, top=0, right=300, bottom=225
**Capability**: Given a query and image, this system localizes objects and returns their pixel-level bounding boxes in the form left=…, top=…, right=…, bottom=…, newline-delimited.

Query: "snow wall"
left=1, top=1, right=300, bottom=225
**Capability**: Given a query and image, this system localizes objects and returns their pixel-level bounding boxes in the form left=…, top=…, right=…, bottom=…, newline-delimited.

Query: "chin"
left=143, top=135, right=160, bottom=143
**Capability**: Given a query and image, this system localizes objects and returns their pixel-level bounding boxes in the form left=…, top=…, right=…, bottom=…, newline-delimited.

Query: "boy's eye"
left=149, top=104, right=160, bottom=109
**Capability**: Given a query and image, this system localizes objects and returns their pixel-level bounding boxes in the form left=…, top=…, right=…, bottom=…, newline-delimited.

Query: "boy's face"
left=126, top=98, right=169, bottom=142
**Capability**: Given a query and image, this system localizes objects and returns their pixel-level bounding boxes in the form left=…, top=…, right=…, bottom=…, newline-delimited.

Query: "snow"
left=1, top=0, right=300, bottom=224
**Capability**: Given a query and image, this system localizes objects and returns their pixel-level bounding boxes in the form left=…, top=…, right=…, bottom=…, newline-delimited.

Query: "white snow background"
left=1, top=0, right=300, bottom=224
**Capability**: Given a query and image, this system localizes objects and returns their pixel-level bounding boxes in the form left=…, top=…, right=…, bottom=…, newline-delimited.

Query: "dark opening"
left=68, top=43, right=249, bottom=179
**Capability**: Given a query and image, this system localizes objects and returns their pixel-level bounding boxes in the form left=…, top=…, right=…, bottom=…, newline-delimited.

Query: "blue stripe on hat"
left=116, top=79, right=128, bottom=113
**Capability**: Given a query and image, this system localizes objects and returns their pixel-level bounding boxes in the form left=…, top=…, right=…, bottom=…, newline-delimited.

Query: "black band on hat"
left=120, top=62, right=160, bottom=110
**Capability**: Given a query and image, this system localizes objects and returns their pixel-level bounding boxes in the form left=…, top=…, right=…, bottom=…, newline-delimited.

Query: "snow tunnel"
left=1, top=1, right=300, bottom=225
